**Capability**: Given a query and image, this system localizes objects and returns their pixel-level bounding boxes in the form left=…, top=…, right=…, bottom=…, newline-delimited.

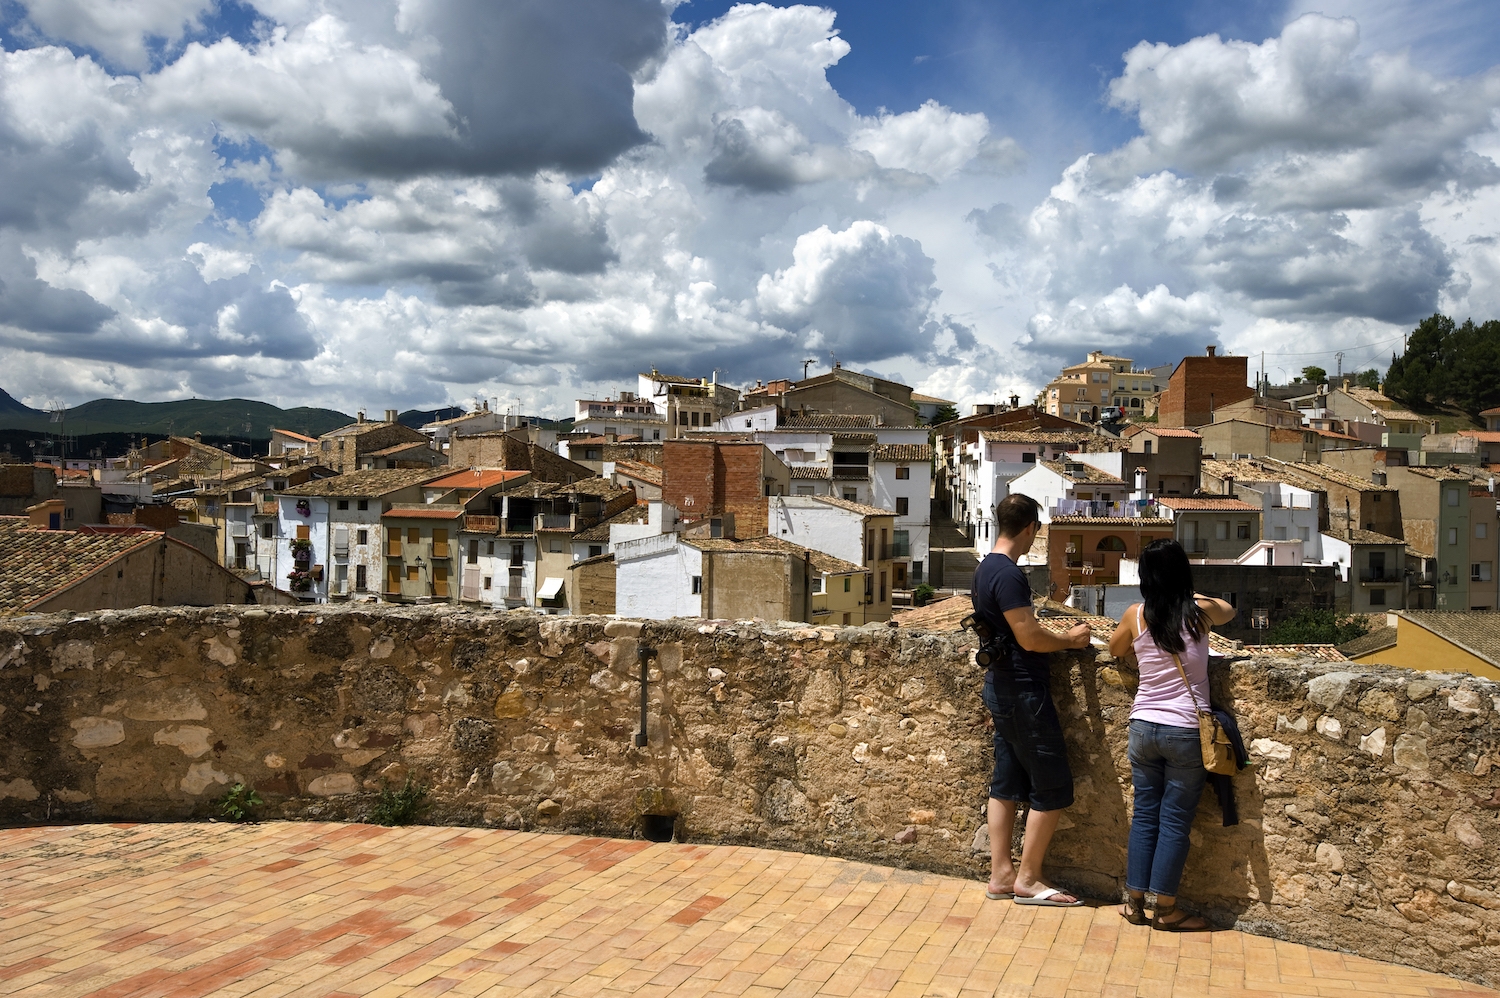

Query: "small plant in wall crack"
left=370, top=776, right=429, bottom=826
left=217, top=783, right=264, bottom=822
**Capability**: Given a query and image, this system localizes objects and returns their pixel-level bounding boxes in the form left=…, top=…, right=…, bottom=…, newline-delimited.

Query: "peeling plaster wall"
left=0, top=607, right=1497, bottom=983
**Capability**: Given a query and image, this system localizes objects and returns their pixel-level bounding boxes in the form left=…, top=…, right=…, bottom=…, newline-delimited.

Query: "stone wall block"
left=1, top=607, right=1498, bottom=986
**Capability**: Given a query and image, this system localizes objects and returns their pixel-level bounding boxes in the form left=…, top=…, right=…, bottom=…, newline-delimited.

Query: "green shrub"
left=912, top=583, right=937, bottom=607
left=370, top=776, right=429, bottom=826
left=1265, top=609, right=1369, bottom=646
left=218, top=783, right=264, bottom=822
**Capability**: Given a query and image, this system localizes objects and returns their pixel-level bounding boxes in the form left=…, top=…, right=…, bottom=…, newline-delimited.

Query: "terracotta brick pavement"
left=0, top=823, right=1493, bottom=998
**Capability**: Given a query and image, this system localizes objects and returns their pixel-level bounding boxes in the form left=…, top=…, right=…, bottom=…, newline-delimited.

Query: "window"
left=1447, top=488, right=1460, bottom=506
left=1236, top=522, right=1251, bottom=540
left=234, top=543, right=247, bottom=569
left=796, top=485, right=815, bottom=496
left=1222, top=591, right=1237, bottom=607
left=843, top=490, right=857, bottom=502
left=844, top=577, right=851, bottom=592
left=337, top=500, right=349, bottom=510
left=589, top=545, right=603, bottom=558
left=357, top=529, right=368, bottom=546
left=1473, top=562, right=1492, bottom=582
left=879, top=571, right=887, bottom=603
left=1449, top=528, right=1459, bottom=545
left=653, top=431, right=661, bottom=440
left=483, top=576, right=492, bottom=589
left=895, top=466, right=910, bottom=480
left=691, top=575, right=702, bottom=594
left=1479, top=523, right=1489, bottom=539
left=549, top=539, right=562, bottom=553
left=911, top=561, right=922, bottom=582
left=812, top=577, right=825, bottom=594
left=487, top=541, right=495, bottom=556
left=353, top=565, right=366, bottom=592
left=690, top=412, right=700, bottom=426
left=1215, top=520, right=1228, bottom=540
left=468, top=539, right=479, bottom=564
left=1143, top=440, right=1153, bottom=455
left=895, top=497, right=909, bottom=516
left=407, top=527, right=420, bottom=545
left=1369, top=588, right=1386, bottom=606
left=261, top=523, right=273, bottom=539
left=1021, top=452, right=1036, bottom=463
left=1274, top=526, right=1287, bottom=540
left=358, top=500, right=368, bottom=511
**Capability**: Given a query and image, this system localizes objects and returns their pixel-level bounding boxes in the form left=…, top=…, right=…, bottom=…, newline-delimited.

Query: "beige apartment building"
left=1042, top=352, right=1163, bottom=421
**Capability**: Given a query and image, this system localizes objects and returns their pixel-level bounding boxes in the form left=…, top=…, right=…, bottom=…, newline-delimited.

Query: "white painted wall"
left=277, top=496, right=329, bottom=601
left=871, top=458, right=931, bottom=583
left=615, top=533, right=702, bottom=619
left=767, top=497, right=865, bottom=566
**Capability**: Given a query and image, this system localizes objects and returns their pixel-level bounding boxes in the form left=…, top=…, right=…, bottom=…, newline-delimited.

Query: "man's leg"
left=987, top=797, right=1017, bottom=894
left=1013, top=808, right=1077, bottom=903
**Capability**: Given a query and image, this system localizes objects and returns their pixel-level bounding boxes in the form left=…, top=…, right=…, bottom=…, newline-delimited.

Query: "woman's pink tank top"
left=1129, top=604, right=1211, bottom=728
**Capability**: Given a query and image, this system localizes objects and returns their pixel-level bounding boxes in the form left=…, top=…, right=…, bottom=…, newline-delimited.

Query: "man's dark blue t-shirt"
left=972, top=552, right=1050, bottom=680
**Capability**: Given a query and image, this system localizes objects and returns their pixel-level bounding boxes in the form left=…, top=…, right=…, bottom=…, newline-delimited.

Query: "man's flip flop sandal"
left=1014, top=888, right=1082, bottom=907
left=984, top=889, right=1014, bottom=900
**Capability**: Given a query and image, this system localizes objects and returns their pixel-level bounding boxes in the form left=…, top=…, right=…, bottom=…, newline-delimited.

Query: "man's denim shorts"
left=981, top=671, right=1074, bottom=812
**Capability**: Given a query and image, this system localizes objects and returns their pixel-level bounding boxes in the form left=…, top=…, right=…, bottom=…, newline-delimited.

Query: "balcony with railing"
left=1051, top=499, right=1160, bottom=519
left=1359, top=569, right=1399, bottom=584
left=536, top=513, right=574, bottom=531
left=465, top=514, right=499, bottom=534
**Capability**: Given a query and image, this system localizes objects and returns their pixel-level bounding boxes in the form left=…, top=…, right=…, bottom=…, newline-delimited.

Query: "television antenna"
left=802, top=359, right=816, bottom=379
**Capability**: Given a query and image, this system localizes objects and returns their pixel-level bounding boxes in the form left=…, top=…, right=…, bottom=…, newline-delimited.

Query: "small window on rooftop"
left=337, top=500, right=349, bottom=510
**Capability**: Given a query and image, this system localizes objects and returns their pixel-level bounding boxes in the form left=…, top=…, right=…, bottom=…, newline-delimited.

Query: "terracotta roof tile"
left=1338, top=626, right=1398, bottom=658
left=381, top=504, right=465, bottom=520
left=423, top=469, right=529, bottom=490
left=875, top=444, right=931, bottom=463
left=281, top=469, right=444, bottom=498
left=783, top=414, right=878, bottom=428
left=1049, top=516, right=1174, bottom=526
left=810, top=495, right=895, bottom=518
left=0, top=518, right=159, bottom=612
left=1039, top=459, right=1125, bottom=485
left=612, top=461, right=662, bottom=487
left=683, top=535, right=865, bottom=575
left=1157, top=497, right=1262, bottom=512
left=980, top=429, right=1091, bottom=444
left=573, top=505, right=650, bottom=543
left=789, top=466, right=831, bottom=479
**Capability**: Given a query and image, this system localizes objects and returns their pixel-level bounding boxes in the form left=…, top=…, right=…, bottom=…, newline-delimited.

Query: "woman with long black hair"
left=1107, top=538, right=1236, bottom=931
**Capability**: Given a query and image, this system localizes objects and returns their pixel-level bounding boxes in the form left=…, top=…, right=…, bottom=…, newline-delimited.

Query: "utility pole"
left=802, top=359, right=815, bottom=379
left=1335, top=351, right=1344, bottom=381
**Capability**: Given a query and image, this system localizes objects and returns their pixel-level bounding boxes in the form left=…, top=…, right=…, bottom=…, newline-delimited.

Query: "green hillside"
left=0, top=390, right=352, bottom=438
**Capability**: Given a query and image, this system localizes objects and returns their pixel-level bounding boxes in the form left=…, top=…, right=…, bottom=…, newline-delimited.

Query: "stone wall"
left=0, top=606, right=1497, bottom=984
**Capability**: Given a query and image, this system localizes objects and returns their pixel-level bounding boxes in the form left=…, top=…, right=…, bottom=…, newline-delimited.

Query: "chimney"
left=194, top=431, right=202, bottom=443
left=1133, top=466, right=1148, bottom=501
left=384, top=409, right=398, bottom=423
left=1206, top=345, right=1217, bottom=358
left=1223, top=474, right=1235, bottom=498
left=357, top=410, right=366, bottom=423
left=1010, top=393, right=1021, bottom=409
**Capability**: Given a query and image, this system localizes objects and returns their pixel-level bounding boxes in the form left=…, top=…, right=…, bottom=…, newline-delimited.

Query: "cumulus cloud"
left=755, top=221, right=939, bottom=362
left=16, top=0, right=214, bottom=71
left=849, top=100, right=1010, bottom=181
left=1018, top=13, right=1500, bottom=368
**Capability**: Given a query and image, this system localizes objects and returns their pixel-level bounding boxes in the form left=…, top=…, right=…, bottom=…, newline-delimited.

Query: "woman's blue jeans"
left=1126, top=718, right=1208, bottom=897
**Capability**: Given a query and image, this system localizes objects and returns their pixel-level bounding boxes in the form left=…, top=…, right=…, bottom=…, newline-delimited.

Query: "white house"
left=1005, top=459, right=1128, bottom=533
left=767, top=495, right=897, bottom=617
left=615, top=532, right=703, bottom=619
left=954, top=429, right=1091, bottom=551
left=871, top=442, right=933, bottom=586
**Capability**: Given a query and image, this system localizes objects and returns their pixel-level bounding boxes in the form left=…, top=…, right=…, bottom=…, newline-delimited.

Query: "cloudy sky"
left=1, top=0, right=1497, bottom=417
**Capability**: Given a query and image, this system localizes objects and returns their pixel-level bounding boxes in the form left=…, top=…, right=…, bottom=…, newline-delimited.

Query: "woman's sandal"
left=1151, top=902, right=1212, bottom=932
left=1120, top=893, right=1148, bottom=925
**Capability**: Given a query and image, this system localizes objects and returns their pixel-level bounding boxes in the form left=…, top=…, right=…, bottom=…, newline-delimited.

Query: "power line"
left=1257, top=331, right=1406, bottom=359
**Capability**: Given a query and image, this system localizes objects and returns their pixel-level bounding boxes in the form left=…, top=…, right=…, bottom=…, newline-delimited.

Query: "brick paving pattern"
left=0, top=823, right=1492, bottom=998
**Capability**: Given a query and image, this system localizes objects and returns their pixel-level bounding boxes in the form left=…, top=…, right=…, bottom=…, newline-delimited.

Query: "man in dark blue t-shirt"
left=973, top=493, right=1090, bottom=906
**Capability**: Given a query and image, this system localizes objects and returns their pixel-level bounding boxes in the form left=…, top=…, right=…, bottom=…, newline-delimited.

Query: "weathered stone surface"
left=1, top=605, right=1497, bottom=987
left=1394, top=733, right=1430, bottom=770
left=1307, top=672, right=1357, bottom=708
left=152, top=725, right=213, bottom=758
left=894, top=826, right=918, bottom=844
left=1358, top=689, right=1402, bottom=721
left=537, top=798, right=562, bottom=817
left=1360, top=726, right=1387, bottom=757
left=123, top=688, right=207, bottom=721
left=307, top=773, right=358, bottom=796
left=71, top=716, right=125, bottom=749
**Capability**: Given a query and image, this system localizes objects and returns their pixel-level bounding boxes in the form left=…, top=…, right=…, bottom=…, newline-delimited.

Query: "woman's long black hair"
left=1138, top=538, right=1207, bottom=655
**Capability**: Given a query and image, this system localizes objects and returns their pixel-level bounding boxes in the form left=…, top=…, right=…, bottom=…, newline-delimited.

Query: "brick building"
left=661, top=440, right=789, bottom=537
left=1158, top=347, right=1254, bottom=428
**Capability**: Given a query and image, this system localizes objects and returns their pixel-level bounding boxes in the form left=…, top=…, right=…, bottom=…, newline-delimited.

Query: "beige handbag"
left=1169, top=652, right=1237, bottom=776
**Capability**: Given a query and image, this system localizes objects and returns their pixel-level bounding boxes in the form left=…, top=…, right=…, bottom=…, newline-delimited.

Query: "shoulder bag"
left=1169, top=651, right=1238, bottom=776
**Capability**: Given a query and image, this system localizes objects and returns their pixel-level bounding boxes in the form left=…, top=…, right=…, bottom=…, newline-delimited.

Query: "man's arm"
left=1003, top=605, right=1091, bottom=652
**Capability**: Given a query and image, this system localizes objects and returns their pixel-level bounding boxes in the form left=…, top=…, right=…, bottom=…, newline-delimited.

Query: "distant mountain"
left=397, top=406, right=466, bottom=429
left=0, top=387, right=40, bottom=417
left=0, top=391, right=353, bottom=439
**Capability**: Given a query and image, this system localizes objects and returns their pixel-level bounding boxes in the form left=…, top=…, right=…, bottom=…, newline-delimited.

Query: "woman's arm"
left=1195, top=594, right=1237, bottom=626
left=1108, top=603, right=1140, bottom=659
